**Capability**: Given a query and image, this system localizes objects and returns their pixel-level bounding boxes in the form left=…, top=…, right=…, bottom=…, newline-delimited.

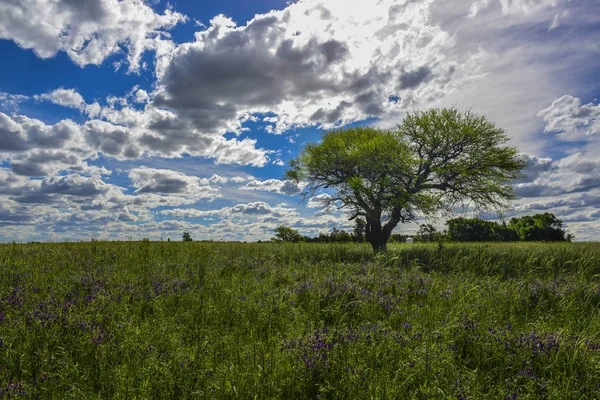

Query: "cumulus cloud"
left=153, top=0, right=461, bottom=137
left=128, top=167, right=214, bottom=196
left=306, top=193, right=333, bottom=209
left=0, top=0, right=186, bottom=71
left=517, top=153, right=553, bottom=183
left=416, top=0, right=600, bottom=155
left=37, top=88, right=84, bottom=109
left=35, top=88, right=102, bottom=117
left=209, top=174, right=229, bottom=184
left=162, top=201, right=300, bottom=219
left=230, top=176, right=248, bottom=183
left=8, top=172, right=116, bottom=204
left=134, top=89, right=150, bottom=104
left=95, top=103, right=269, bottom=166
left=0, top=101, right=269, bottom=174
left=539, top=95, right=600, bottom=139
left=241, top=179, right=304, bottom=195
left=515, top=152, right=600, bottom=198
left=0, top=92, right=28, bottom=112
left=0, top=112, right=103, bottom=176
left=82, top=120, right=141, bottom=159
left=39, top=174, right=110, bottom=196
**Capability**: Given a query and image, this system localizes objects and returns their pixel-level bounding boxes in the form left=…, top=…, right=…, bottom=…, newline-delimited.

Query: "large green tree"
left=508, top=213, right=571, bottom=241
left=286, top=108, right=526, bottom=254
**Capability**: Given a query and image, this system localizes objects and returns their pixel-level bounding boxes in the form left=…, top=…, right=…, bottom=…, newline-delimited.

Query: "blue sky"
left=0, top=0, right=599, bottom=242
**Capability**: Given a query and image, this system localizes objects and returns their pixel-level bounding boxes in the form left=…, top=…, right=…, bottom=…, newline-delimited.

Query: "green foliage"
left=447, top=217, right=506, bottom=242
left=508, top=212, right=571, bottom=241
left=273, top=225, right=302, bottom=242
left=1, top=241, right=600, bottom=398
left=287, top=108, right=526, bottom=253
left=304, top=228, right=354, bottom=243
left=353, top=218, right=366, bottom=243
left=418, top=223, right=437, bottom=242
left=182, top=232, right=193, bottom=242
left=446, top=213, right=571, bottom=242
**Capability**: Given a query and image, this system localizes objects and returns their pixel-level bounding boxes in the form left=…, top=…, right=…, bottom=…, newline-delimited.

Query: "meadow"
left=1, top=241, right=600, bottom=399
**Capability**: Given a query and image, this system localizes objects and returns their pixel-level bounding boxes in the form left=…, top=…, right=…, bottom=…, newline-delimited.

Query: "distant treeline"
left=445, top=212, right=572, bottom=242
left=272, top=212, right=572, bottom=243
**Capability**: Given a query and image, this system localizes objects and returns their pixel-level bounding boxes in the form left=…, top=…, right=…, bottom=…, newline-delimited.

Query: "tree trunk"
left=365, top=219, right=391, bottom=255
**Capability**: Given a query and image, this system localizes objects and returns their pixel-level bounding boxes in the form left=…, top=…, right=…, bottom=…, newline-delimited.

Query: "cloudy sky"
left=0, top=0, right=599, bottom=242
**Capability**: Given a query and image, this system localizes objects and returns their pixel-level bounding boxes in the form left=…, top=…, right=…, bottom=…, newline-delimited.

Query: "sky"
left=0, top=0, right=599, bottom=242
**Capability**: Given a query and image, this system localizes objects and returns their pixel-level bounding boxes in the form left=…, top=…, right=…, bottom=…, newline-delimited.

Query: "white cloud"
left=230, top=176, right=248, bottom=183
left=306, top=193, right=333, bottom=209
left=209, top=174, right=229, bottom=184
left=406, top=0, right=600, bottom=155
left=0, top=0, right=186, bottom=72
left=539, top=95, right=600, bottom=139
left=241, top=179, right=305, bottom=195
left=37, top=88, right=84, bottom=109
left=128, top=167, right=215, bottom=197
left=153, top=0, right=461, bottom=137
left=134, top=89, right=150, bottom=104
left=0, top=92, right=29, bottom=112
left=35, top=88, right=102, bottom=117
left=1, top=93, right=270, bottom=170
left=162, top=201, right=300, bottom=219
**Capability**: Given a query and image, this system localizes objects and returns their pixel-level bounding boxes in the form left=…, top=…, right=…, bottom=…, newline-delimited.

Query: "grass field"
left=1, top=241, right=600, bottom=399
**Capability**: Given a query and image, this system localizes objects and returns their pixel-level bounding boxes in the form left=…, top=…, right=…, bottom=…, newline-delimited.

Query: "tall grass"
left=1, top=241, right=600, bottom=398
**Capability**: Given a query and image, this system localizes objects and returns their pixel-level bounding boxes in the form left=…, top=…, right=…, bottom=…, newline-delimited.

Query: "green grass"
left=1, top=241, right=600, bottom=399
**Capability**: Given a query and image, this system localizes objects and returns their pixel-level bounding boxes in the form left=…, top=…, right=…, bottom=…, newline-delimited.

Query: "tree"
left=445, top=213, right=570, bottom=242
left=273, top=225, right=302, bottom=242
left=329, top=227, right=353, bottom=242
left=353, top=218, right=366, bottom=242
left=417, top=223, right=437, bottom=242
left=446, top=217, right=501, bottom=242
left=508, top=213, right=568, bottom=241
left=286, top=108, right=526, bottom=254
left=182, top=232, right=193, bottom=242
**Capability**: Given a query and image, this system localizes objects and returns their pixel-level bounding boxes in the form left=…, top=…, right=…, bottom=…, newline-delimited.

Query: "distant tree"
left=329, top=227, right=353, bottom=243
left=445, top=213, right=570, bottom=242
left=353, top=218, right=366, bottom=242
left=287, top=108, right=525, bottom=254
left=417, top=223, right=437, bottom=242
left=273, top=226, right=302, bottom=242
left=182, top=232, right=193, bottom=242
left=446, top=217, right=501, bottom=242
left=390, top=233, right=411, bottom=243
left=508, top=213, right=568, bottom=241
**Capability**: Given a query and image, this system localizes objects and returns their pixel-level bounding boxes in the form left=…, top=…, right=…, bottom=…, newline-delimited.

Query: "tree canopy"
left=446, top=213, right=572, bottom=242
left=273, top=225, right=302, bottom=242
left=286, top=108, right=526, bottom=253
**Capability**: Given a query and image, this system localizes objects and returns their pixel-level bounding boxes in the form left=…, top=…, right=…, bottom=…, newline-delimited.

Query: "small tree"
left=286, top=108, right=526, bottom=254
left=353, top=218, right=366, bottom=242
left=273, top=225, right=302, bottom=242
left=329, top=227, right=353, bottom=243
left=182, top=232, right=193, bottom=242
left=417, top=223, right=437, bottom=242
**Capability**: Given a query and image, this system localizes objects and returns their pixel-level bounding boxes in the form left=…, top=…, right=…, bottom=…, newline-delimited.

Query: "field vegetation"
left=2, top=241, right=600, bottom=398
